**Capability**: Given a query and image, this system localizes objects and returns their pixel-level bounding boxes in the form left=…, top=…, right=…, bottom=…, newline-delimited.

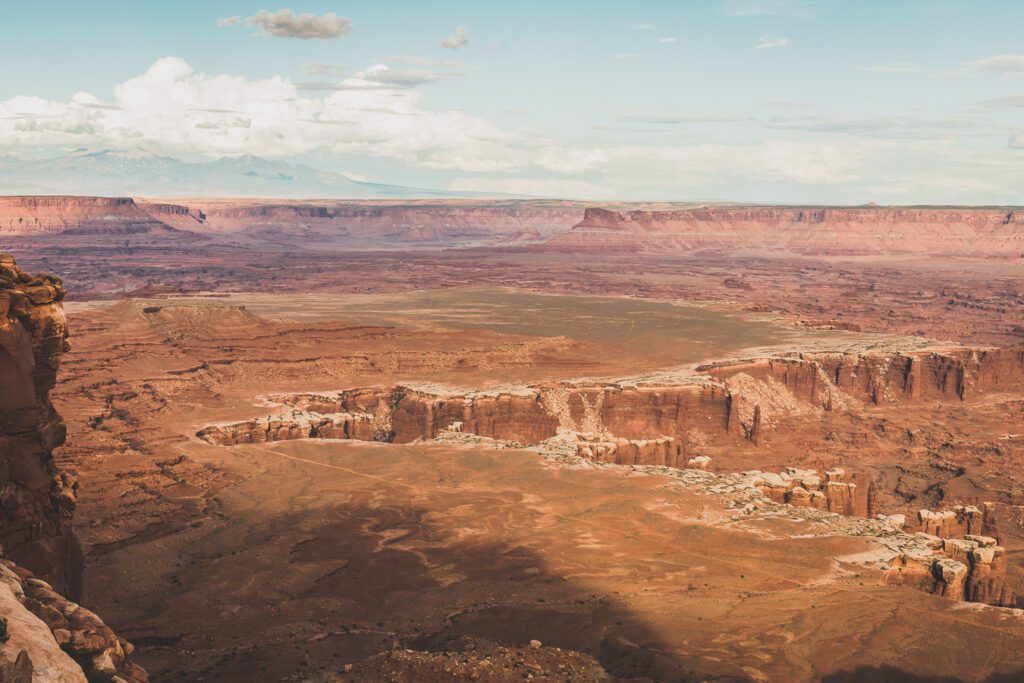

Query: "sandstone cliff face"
left=0, top=196, right=192, bottom=237
left=884, top=534, right=1016, bottom=607
left=199, top=347, right=1024, bottom=457
left=0, top=255, right=77, bottom=593
left=550, top=206, right=1024, bottom=258
left=184, top=201, right=583, bottom=247
left=0, top=255, right=146, bottom=681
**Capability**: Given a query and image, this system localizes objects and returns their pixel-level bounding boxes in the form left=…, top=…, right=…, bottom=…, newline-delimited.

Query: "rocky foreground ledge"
left=0, top=255, right=147, bottom=681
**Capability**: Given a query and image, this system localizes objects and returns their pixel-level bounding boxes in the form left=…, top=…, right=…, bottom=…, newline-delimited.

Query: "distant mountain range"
left=0, top=148, right=472, bottom=198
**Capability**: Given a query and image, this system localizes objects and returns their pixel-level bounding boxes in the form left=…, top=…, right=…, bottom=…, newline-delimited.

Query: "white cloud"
left=247, top=9, right=351, bottom=40
left=441, top=26, right=469, bottom=50
left=967, top=53, right=1024, bottom=74
left=755, top=36, right=790, bottom=49
left=863, top=53, right=1024, bottom=78
left=972, top=94, right=1024, bottom=111
left=354, top=64, right=457, bottom=87
left=658, top=37, right=676, bottom=44
left=217, top=16, right=241, bottom=28
left=306, top=64, right=347, bottom=77
left=383, top=56, right=467, bottom=68
left=532, top=147, right=609, bottom=174
left=0, top=57, right=600, bottom=176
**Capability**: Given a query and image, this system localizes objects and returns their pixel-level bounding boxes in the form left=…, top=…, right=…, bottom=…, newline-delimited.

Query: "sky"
left=2, top=0, right=1024, bottom=203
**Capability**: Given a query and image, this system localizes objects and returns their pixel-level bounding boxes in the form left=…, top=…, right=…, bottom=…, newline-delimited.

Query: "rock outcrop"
left=0, top=255, right=77, bottom=593
left=0, top=196, right=194, bottom=238
left=884, top=534, right=1016, bottom=607
left=0, top=255, right=147, bottom=681
left=199, top=346, right=1024, bottom=459
left=550, top=206, right=1024, bottom=259
left=0, top=561, right=147, bottom=682
left=749, top=467, right=868, bottom=517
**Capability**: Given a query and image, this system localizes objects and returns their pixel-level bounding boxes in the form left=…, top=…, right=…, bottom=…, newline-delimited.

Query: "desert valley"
left=4, top=196, right=1024, bottom=681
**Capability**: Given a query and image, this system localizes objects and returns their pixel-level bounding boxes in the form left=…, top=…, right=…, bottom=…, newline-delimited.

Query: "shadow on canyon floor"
left=821, top=667, right=1024, bottom=683
left=122, top=499, right=731, bottom=682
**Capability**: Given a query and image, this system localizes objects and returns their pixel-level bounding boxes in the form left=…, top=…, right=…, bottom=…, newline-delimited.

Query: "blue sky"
left=3, top=0, right=1024, bottom=202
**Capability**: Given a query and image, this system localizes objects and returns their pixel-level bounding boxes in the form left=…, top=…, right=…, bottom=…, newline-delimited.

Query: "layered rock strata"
left=0, top=254, right=146, bottom=681
left=884, top=534, right=1015, bottom=607
left=198, top=345, right=1024, bottom=460
left=552, top=206, right=1024, bottom=258
left=0, top=254, right=76, bottom=592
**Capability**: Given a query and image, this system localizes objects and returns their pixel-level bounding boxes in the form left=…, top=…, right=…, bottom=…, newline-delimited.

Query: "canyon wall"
left=549, top=206, right=1024, bottom=258
left=0, top=254, right=146, bottom=681
left=0, top=254, right=77, bottom=592
left=0, top=196, right=194, bottom=237
left=198, top=346, right=1024, bottom=463
left=0, top=195, right=584, bottom=248
left=12, top=197, right=1024, bottom=257
left=186, top=201, right=582, bottom=246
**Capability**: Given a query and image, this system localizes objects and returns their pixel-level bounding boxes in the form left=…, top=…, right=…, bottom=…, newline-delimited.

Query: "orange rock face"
left=0, top=254, right=147, bottom=681
left=0, top=254, right=76, bottom=593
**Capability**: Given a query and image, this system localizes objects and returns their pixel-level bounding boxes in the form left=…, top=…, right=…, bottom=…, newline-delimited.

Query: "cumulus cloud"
left=217, top=16, right=241, bottom=27
left=0, top=57, right=602, bottom=176
left=441, top=26, right=469, bottom=50
left=755, top=36, right=790, bottom=49
left=247, top=9, right=351, bottom=40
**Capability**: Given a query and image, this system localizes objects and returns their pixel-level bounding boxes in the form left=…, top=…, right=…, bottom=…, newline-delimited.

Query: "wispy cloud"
left=216, top=16, right=241, bottom=28
left=863, top=53, right=1024, bottom=78
left=246, top=9, right=351, bottom=40
left=658, top=37, right=676, bottom=44
left=383, top=56, right=467, bottom=68
left=860, top=62, right=929, bottom=74
left=305, top=64, right=346, bottom=77
left=755, top=36, right=790, bottom=49
left=968, top=53, right=1024, bottom=74
left=971, top=94, right=1024, bottom=111
left=355, top=65, right=460, bottom=87
left=616, top=113, right=754, bottom=124
left=441, top=26, right=469, bottom=50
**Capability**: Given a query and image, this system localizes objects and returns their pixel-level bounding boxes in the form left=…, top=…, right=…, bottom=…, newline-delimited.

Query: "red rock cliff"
left=549, top=206, right=1024, bottom=258
left=0, top=254, right=147, bottom=681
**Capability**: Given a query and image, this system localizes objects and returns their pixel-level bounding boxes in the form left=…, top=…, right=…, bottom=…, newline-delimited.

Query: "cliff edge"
left=0, top=254, right=146, bottom=682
